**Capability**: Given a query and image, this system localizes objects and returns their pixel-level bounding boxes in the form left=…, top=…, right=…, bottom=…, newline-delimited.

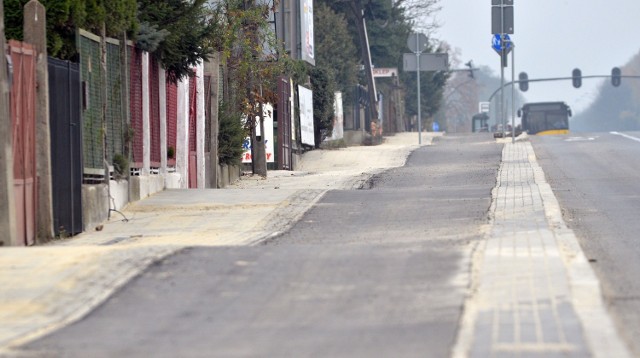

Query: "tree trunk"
left=24, top=0, right=53, bottom=242
left=254, top=101, right=267, bottom=176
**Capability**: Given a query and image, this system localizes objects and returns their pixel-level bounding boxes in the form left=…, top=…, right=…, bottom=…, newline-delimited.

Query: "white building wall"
left=196, top=63, right=205, bottom=189
left=142, top=52, right=150, bottom=175
left=159, top=67, right=167, bottom=174
left=176, top=76, right=190, bottom=189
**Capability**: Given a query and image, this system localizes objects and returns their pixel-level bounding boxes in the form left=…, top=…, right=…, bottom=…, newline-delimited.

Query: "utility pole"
left=349, top=1, right=378, bottom=123
left=24, top=0, right=54, bottom=242
left=403, top=33, right=447, bottom=145
left=0, top=0, right=18, bottom=246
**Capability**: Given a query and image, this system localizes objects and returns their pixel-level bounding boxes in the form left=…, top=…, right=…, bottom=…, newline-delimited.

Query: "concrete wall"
left=129, top=175, right=165, bottom=202
left=165, top=173, right=183, bottom=189
left=109, top=179, right=129, bottom=211
left=82, top=184, right=109, bottom=231
left=217, top=164, right=242, bottom=188
left=343, top=130, right=365, bottom=146
left=229, top=165, right=241, bottom=184
left=142, top=52, right=150, bottom=175
left=292, top=153, right=302, bottom=171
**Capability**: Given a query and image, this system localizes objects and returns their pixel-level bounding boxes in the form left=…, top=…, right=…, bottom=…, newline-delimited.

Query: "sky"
left=434, top=0, right=640, bottom=114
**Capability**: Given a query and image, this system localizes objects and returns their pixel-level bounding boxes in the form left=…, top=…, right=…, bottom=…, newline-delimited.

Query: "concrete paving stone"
left=470, top=321, right=493, bottom=358
left=538, top=308, right=561, bottom=343
left=497, top=322, right=516, bottom=344
left=456, top=141, right=629, bottom=358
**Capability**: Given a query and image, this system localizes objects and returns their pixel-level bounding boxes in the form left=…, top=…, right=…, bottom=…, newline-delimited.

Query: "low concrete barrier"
left=82, top=184, right=109, bottom=231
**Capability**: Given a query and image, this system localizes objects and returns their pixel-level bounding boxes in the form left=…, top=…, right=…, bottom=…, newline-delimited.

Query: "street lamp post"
left=414, top=35, right=422, bottom=145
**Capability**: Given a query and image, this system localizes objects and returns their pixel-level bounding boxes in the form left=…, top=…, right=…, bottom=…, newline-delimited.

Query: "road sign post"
left=491, top=0, right=514, bottom=139
left=403, top=33, right=448, bottom=145
left=491, top=0, right=514, bottom=34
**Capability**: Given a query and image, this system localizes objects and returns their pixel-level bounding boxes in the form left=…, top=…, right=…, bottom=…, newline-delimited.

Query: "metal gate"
left=277, top=77, right=292, bottom=170
left=48, top=57, right=83, bottom=237
left=166, top=80, right=178, bottom=167
left=188, top=76, right=197, bottom=188
left=149, top=58, right=161, bottom=168
left=129, top=46, right=144, bottom=169
left=8, top=40, right=37, bottom=246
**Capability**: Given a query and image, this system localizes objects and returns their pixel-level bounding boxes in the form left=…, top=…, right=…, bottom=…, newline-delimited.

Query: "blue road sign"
left=492, top=34, right=512, bottom=54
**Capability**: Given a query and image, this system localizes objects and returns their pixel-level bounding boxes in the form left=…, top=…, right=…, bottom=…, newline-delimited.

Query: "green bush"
left=112, top=153, right=128, bottom=179
left=218, top=103, right=247, bottom=166
left=310, top=66, right=336, bottom=147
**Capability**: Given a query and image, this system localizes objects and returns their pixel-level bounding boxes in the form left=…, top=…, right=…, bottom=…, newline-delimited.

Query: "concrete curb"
left=528, top=145, right=631, bottom=358
left=453, top=141, right=630, bottom=357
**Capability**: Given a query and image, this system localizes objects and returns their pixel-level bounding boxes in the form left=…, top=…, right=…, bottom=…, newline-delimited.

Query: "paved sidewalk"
left=0, top=132, right=436, bottom=354
left=454, top=141, right=630, bottom=357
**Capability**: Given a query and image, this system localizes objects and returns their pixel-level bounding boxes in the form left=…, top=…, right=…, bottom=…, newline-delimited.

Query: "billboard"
left=372, top=68, right=398, bottom=78
left=298, top=85, right=315, bottom=146
left=300, top=0, right=315, bottom=65
left=290, top=79, right=296, bottom=142
left=242, top=103, right=275, bottom=163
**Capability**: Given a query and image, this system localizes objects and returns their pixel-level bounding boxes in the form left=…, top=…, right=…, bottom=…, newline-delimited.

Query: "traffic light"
left=612, top=67, right=621, bottom=87
left=465, top=60, right=474, bottom=79
left=572, top=68, right=582, bottom=88
left=518, top=72, right=529, bottom=92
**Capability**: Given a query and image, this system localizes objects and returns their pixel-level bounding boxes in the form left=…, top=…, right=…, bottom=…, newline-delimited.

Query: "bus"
left=471, top=113, right=489, bottom=132
left=517, top=102, right=572, bottom=135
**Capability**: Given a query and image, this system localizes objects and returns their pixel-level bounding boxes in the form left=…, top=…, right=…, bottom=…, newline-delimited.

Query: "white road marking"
left=565, top=136, right=596, bottom=142
left=610, top=131, right=640, bottom=143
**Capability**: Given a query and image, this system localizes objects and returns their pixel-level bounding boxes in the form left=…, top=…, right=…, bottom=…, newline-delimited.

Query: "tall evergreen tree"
left=136, top=0, right=215, bottom=83
left=314, top=3, right=358, bottom=100
left=310, top=66, right=337, bottom=146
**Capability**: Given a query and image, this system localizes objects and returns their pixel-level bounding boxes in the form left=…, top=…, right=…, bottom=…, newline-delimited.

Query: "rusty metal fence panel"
left=188, top=76, right=197, bottom=188
left=149, top=57, right=161, bottom=167
left=166, top=79, right=178, bottom=167
left=128, top=46, right=144, bottom=169
left=8, top=40, right=37, bottom=246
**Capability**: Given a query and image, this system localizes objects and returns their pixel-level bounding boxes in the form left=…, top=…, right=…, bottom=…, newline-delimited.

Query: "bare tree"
left=439, top=45, right=479, bottom=132
left=400, top=0, right=441, bottom=35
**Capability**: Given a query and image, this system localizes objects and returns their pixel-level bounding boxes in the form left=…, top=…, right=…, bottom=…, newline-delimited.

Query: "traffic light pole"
left=511, top=43, right=516, bottom=143
left=416, top=37, right=422, bottom=145
left=500, top=47, right=505, bottom=138
left=487, top=75, right=640, bottom=110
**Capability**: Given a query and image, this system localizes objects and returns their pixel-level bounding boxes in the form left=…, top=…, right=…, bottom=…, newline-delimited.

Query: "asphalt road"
left=20, top=134, right=502, bottom=357
left=531, top=131, right=640, bottom=356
